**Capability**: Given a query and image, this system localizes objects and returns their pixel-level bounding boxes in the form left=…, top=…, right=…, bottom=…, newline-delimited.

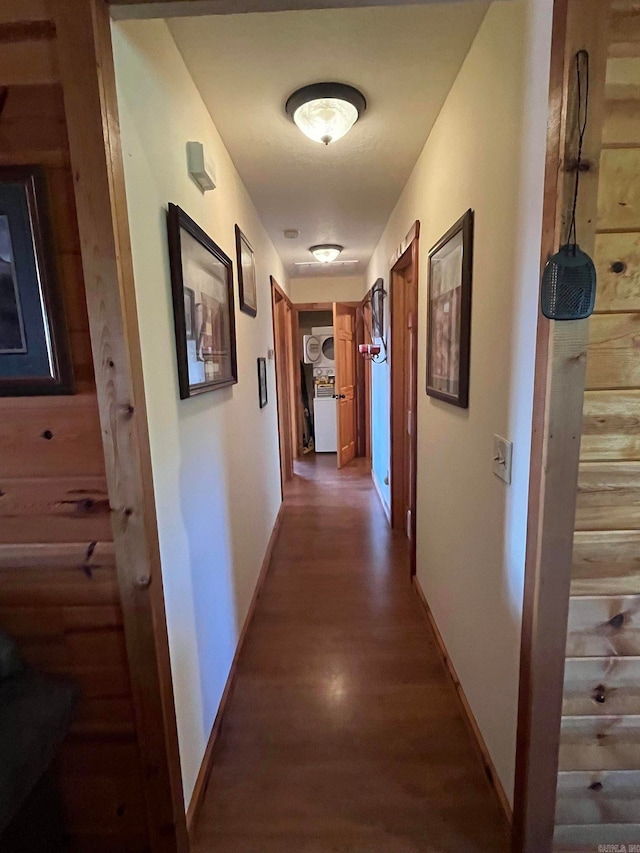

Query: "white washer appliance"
left=313, top=366, right=337, bottom=453
left=303, top=326, right=335, bottom=369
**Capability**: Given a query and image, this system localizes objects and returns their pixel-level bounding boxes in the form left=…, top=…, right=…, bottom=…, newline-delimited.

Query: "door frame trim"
left=389, top=222, right=420, bottom=576
left=511, top=1, right=611, bottom=849
left=270, top=276, right=295, bottom=490
left=50, top=1, right=188, bottom=849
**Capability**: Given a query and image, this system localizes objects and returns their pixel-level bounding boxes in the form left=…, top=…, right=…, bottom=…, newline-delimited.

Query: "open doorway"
left=293, top=301, right=369, bottom=470
left=389, top=223, right=420, bottom=574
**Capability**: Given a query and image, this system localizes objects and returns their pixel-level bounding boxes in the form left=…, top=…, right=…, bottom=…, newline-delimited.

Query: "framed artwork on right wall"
left=426, top=208, right=474, bottom=409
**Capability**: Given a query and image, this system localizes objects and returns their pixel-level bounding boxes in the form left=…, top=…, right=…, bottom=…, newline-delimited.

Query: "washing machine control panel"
left=313, top=368, right=335, bottom=399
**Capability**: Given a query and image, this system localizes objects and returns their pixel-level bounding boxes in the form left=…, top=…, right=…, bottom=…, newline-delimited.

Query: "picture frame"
left=371, top=278, right=385, bottom=338
left=235, top=224, right=257, bottom=317
left=257, top=356, right=268, bottom=408
left=0, top=166, right=74, bottom=396
left=167, top=203, right=237, bottom=399
left=426, top=209, right=474, bottom=408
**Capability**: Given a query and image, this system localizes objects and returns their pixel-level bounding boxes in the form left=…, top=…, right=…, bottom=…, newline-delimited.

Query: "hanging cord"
left=568, top=49, right=590, bottom=253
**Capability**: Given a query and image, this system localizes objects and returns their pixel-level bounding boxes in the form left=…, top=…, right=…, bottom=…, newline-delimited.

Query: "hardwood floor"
left=191, top=455, right=510, bottom=852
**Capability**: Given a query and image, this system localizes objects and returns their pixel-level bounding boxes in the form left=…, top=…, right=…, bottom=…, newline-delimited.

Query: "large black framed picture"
left=426, top=209, right=474, bottom=409
left=167, top=204, right=237, bottom=399
left=0, top=166, right=73, bottom=396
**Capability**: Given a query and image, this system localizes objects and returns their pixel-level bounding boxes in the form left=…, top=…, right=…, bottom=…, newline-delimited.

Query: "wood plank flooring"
left=191, top=455, right=509, bottom=852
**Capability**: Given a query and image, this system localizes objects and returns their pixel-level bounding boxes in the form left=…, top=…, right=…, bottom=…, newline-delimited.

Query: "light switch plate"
left=493, top=435, right=513, bottom=485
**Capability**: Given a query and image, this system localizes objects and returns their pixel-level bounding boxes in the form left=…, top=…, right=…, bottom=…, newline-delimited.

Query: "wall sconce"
left=359, top=278, right=387, bottom=363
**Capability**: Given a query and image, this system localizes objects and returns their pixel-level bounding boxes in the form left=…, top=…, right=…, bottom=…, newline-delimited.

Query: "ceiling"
left=168, top=2, right=489, bottom=277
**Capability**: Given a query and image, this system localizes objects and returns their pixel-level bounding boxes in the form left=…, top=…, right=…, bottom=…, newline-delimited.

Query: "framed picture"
left=167, top=203, right=237, bottom=399
left=235, top=225, right=257, bottom=317
left=257, top=357, right=267, bottom=408
left=0, top=166, right=73, bottom=396
left=371, top=278, right=385, bottom=338
left=426, top=209, right=474, bottom=408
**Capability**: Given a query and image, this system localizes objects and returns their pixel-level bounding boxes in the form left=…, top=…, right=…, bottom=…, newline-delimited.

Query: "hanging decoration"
left=541, top=49, right=597, bottom=321
left=359, top=278, right=387, bottom=363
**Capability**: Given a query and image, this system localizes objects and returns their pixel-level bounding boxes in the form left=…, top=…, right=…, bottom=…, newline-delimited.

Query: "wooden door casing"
left=333, top=303, right=357, bottom=468
left=271, top=278, right=295, bottom=487
left=389, top=225, right=419, bottom=574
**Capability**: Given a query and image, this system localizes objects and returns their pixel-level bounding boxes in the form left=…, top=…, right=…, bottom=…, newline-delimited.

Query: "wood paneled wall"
left=555, top=3, right=640, bottom=848
left=0, top=29, right=151, bottom=853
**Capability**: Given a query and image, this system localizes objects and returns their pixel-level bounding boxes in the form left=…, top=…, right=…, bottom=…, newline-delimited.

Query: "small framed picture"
left=371, top=278, right=385, bottom=338
left=167, top=204, right=237, bottom=399
left=0, top=166, right=74, bottom=396
left=235, top=225, right=257, bottom=317
left=426, top=209, right=474, bottom=409
left=257, top=356, right=267, bottom=408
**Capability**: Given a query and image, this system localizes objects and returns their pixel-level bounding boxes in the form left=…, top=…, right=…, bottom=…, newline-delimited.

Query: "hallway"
left=191, top=456, right=509, bottom=852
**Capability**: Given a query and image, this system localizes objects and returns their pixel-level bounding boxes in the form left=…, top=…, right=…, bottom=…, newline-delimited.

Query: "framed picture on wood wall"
left=426, top=209, right=474, bottom=409
left=0, top=166, right=74, bottom=396
left=235, top=225, right=257, bottom=317
left=167, top=203, right=237, bottom=399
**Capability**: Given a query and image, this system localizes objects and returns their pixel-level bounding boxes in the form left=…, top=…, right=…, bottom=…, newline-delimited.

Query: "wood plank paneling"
left=559, top=716, right=640, bottom=770
left=563, top=657, right=640, bottom=715
left=585, top=313, right=640, bottom=389
left=580, top=391, right=640, bottom=461
left=559, top=15, right=640, bottom=847
left=0, top=396, right=106, bottom=478
left=594, top=233, right=640, bottom=312
left=0, top=71, right=150, bottom=850
left=0, top=476, right=112, bottom=542
left=566, top=595, right=640, bottom=656
left=603, top=98, right=640, bottom=145
left=556, top=770, right=640, bottom=824
left=572, top=530, right=640, bottom=595
left=575, top=462, right=640, bottom=530
left=598, top=148, right=640, bottom=230
left=0, top=39, right=58, bottom=85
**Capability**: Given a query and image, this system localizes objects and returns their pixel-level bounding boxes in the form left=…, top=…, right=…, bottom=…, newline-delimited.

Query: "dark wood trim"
left=412, top=575, right=512, bottom=830
left=425, top=209, right=473, bottom=409
left=389, top=228, right=419, bottom=576
left=0, top=20, right=55, bottom=42
left=271, top=276, right=294, bottom=488
left=167, top=203, right=238, bottom=398
left=512, top=2, right=612, bottom=851
left=186, top=503, right=284, bottom=836
left=53, top=1, right=187, bottom=849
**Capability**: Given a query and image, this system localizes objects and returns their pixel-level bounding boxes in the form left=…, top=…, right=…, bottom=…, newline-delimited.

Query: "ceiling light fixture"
left=309, top=244, right=343, bottom=264
left=286, top=83, right=366, bottom=146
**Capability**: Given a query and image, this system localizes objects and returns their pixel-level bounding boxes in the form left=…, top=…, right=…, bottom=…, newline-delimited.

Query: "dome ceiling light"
left=309, top=244, right=343, bottom=264
left=285, top=83, right=366, bottom=146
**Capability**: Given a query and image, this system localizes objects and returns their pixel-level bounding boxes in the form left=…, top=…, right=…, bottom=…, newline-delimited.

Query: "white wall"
left=366, top=0, right=553, bottom=802
left=289, top=274, right=366, bottom=304
left=112, top=19, right=286, bottom=807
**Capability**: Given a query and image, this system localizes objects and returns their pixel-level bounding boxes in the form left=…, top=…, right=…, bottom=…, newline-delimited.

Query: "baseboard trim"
left=411, top=575, right=513, bottom=828
left=186, top=503, right=285, bottom=835
left=371, top=471, right=391, bottom=524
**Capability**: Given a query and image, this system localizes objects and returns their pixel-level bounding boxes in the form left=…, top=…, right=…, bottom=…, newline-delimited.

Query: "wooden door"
left=271, top=279, right=294, bottom=487
left=333, top=303, right=357, bottom=468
